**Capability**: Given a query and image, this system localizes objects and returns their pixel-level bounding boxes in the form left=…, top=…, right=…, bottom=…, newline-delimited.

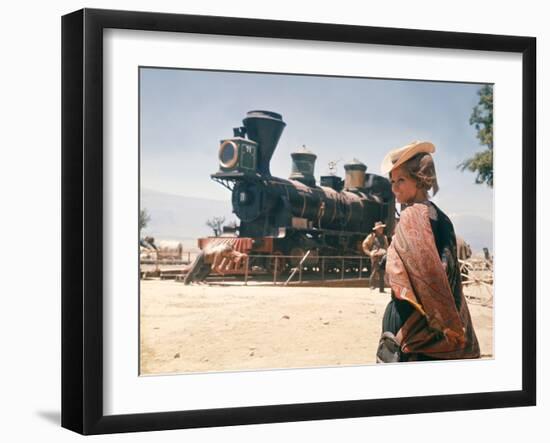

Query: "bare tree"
left=206, top=216, right=226, bottom=237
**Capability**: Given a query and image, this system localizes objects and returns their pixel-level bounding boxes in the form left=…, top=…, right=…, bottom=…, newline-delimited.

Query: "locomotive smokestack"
left=344, top=159, right=367, bottom=190
left=289, top=145, right=317, bottom=187
left=242, top=110, right=286, bottom=176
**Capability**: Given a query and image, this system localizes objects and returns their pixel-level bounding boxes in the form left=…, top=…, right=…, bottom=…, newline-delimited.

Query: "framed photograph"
left=61, top=8, right=536, bottom=435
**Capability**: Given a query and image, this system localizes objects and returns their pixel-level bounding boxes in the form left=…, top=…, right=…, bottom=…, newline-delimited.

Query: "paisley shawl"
left=386, top=203, right=480, bottom=359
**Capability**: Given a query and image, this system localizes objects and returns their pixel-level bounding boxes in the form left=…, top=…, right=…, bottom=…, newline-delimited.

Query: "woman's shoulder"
left=398, top=203, right=432, bottom=230
left=401, top=201, right=437, bottom=221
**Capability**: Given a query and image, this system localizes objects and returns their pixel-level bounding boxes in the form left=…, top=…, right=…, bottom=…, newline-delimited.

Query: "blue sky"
left=140, top=67, right=493, bottom=225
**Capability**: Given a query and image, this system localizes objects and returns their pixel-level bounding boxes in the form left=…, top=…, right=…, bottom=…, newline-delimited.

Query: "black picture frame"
left=61, top=8, right=536, bottom=435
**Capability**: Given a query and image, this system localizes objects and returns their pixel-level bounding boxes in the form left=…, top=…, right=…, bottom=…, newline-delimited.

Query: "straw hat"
left=380, top=141, right=435, bottom=174
left=372, top=221, right=386, bottom=231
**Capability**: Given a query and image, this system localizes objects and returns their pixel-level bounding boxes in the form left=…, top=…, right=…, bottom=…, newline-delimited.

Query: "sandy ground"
left=140, top=280, right=493, bottom=375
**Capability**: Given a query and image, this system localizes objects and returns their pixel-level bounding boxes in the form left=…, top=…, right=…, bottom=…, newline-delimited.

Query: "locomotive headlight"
left=219, top=141, right=239, bottom=169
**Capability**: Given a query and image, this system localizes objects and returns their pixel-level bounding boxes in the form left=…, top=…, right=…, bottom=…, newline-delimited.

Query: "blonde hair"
left=401, top=153, right=439, bottom=196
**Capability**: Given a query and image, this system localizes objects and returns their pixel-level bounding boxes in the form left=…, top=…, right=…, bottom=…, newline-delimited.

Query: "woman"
left=376, top=141, right=480, bottom=363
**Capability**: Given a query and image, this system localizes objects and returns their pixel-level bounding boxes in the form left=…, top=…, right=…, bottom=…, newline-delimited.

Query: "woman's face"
left=390, top=166, right=420, bottom=204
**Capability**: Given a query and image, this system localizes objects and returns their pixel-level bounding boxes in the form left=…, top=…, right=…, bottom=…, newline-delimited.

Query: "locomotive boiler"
left=205, top=110, right=395, bottom=270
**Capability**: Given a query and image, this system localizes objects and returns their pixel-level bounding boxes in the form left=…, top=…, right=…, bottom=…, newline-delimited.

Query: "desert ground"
left=139, top=280, right=493, bottom=375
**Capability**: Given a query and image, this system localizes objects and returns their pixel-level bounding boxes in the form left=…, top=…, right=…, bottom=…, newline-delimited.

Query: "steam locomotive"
left=202, top=110, right=395, bottom=271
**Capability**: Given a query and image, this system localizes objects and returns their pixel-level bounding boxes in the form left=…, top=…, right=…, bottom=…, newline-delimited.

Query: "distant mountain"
left=141, top=188, right=234, bottom=243
left=448, top=213, right=494, bottom=254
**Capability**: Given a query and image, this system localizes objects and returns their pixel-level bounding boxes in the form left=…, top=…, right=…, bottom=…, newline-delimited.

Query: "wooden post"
left=273, top=257, right=278, bottom=285
left=359, top=257, right=363, bottom=279
left=341, top=258, right=345, bottom=280
left=244, top=256, right=249, bottom=286
left=321, top=257, right=325, bottom=281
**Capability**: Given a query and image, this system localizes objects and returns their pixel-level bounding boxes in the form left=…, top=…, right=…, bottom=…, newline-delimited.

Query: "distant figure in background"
left=362, top=221, right=389, bottom=292
left=183, top=243, right=247, bottom=285
left=483, top=247, right=493, bottom=269
left=456, top=236, right=472, bottom=261
left=456, top=236, right=472, bottom=282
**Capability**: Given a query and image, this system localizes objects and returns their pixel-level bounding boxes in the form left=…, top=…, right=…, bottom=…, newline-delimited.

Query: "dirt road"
left=140, top=280, right=493, bottom=375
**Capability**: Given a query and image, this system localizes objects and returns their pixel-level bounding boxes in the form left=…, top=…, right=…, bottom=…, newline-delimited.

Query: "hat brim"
left=381, top=141, right=435, bottom=175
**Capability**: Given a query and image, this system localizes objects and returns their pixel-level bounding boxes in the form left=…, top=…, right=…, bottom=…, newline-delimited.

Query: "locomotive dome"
left=289, top=145, right=317, bottom=187
left=344, top=158, right=368, bottom=189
